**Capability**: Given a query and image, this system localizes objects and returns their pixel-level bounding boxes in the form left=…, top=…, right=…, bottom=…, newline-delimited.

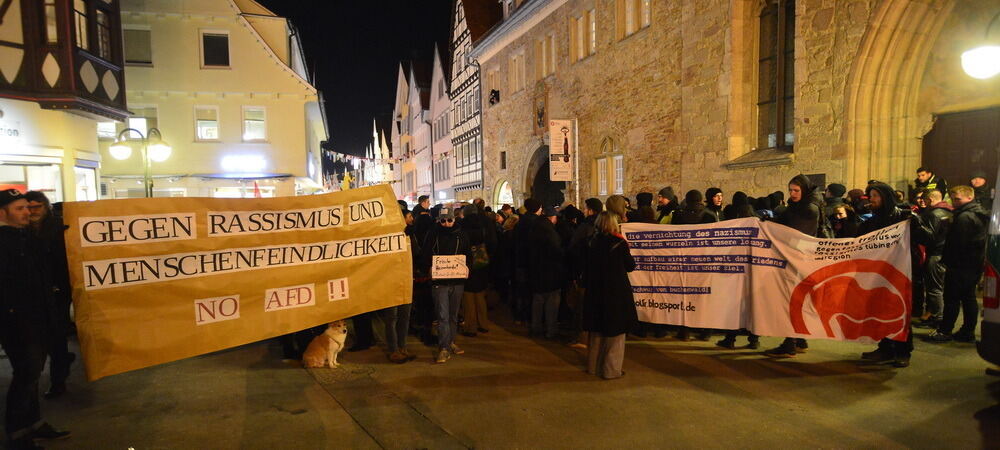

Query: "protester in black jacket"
left=854, top=183, right=917, bottom=367
left=971, top=171, right=993, bottom=211
left=672, top=190, right=718, bottom=225
left=582, top=212, right=636, bottom=380
left=830, top=204, right=860, bottom=238
left=655, top=187, right=678, bottom=224
left=567, top=198, right=603, bottom=346
left=912, top=189, right=952, bottom=329
left=459, top=204, right=497, bottom=337
left=0, top=190, right=71, bottom=448
left=717, top=191, right=760, bottom=349
left=766, top=175, right=823, bottom=357
left=528, top=207, right=565, bottom=339
left=705, top=187, right=724, bottom=222
left=927, top=185, right=990, bottom=344
left=419, top=207, right=473, bottom=363
left=512, top=198, right=542, bottom=323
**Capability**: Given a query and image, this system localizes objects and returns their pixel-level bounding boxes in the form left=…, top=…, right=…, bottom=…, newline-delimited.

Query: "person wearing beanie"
left=704, top=188, right=724, bottom=221
left=0, top=189, right=72, bottom=447
left=418, top=206, right=474, bottom=363
left=627, top=192, right=656, bottom=224
left=656, top=187, right=678, bottom=224
left=823, top=183, right=847, bottom=218
left=527, top=205, right=566, bottom=339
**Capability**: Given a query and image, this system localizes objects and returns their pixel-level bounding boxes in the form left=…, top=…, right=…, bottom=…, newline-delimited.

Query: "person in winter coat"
left=765, top=174, right=824, bottom=357
left=927, top=185, right=990, bottom=344
left=460, top=204, right=497, bottom=337
left=582, top=211, right=637, bottom=380
left=528, top=206, right=566, bottom=339
left=656, top=187, right=678, bottom=224
left=671, top=190, right=719, bottom=225
left=512, top=198, right=542, bottom=323
left=854, top=183, right=917, bottom=367
left=914, top=167, right=948, bottom=201
left=567, top=198, right=603, bottom=347
left=912, top=188, right=952, bottom=329
left=971, top=171, right=993, bottom=211
left=494, top=214, right=518, bottom=312
left=830, top=204, right=860, bottom=239
left=717, top=191, right=761, bottom=349
left=705, top=187, right=724, bottom=222
left=823, top=183, right=848, bottom=218
left=419, top=207, right=473, bottom=364
left=605, top=195, right=629, bottom=224
left=628, top=192, right=657, bottom=224
left=379, top=204, right=421, bottom=363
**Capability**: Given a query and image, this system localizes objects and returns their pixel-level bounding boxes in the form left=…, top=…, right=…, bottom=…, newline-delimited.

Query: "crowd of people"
left=342, top=166, right=992, bottom=376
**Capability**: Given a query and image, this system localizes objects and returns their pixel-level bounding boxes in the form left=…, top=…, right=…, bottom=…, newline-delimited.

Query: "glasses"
left=439, top=218, right=454, bottom=224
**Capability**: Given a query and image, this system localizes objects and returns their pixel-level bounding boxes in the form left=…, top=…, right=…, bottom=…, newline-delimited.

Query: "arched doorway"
left=524, top=145, right=565, bottom=208
left=494, top=180, right=514, bottom=206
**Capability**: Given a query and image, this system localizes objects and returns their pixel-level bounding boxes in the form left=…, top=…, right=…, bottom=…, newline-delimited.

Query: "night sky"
left=259, top=0, right=453, bottom=156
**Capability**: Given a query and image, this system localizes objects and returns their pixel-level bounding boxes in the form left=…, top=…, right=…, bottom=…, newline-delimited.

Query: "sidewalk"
left=5, top=311, right=1000, bottom=449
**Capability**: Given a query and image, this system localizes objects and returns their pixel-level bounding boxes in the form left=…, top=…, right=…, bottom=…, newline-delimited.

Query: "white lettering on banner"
left=79, top=213, right=197, bottom=247
left=432, top=255, right=468, bottom=279
left=207, top=206, right=344, bottom=236
left=82, top=232, right=407, bottom=291
left=194, top=295, right=240, bottom=325
left=347, top=198, right=386, bottom=225
left=264, top=284, right=315, bottom=312
left=328, top=278, right=349, bottom=301
left=622, top=219, right=913, bottom=343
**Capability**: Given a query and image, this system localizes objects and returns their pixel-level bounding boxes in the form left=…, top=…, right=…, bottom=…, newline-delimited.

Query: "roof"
left=409, top=59, right=432, bottom=89
left=374, top=113, right=393, bottom=142
left=462, top=0, right=503, bottom=43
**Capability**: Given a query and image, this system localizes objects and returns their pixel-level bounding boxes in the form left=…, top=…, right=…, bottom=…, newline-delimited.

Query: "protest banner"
left=63, top=184, right=411, bottom=381
left=623, top=218, right=911, bottom=343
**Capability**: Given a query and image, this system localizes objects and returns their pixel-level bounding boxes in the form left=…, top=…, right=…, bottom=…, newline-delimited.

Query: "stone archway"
left=842, top=0, right=956, bottom=188
left=524, top=145, right=565, bottom=208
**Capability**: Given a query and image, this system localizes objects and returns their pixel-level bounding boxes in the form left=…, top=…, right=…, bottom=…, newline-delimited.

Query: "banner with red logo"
left=623, top=219, right=911, bottom=343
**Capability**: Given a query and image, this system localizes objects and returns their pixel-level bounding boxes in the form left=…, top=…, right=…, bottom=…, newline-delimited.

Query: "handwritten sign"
left=432, top=255, right=469, bottom=279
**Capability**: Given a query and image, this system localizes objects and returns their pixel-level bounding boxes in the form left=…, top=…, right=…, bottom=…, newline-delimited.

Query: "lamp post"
left=962, top=11, right=1000, bottom=79
left=109, top=127, right=172, bottom=198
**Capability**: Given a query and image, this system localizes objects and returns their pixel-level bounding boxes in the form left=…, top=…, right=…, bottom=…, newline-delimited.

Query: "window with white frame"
left=242, top=106, right=266, bottom=141
left=617, top=0, right=651, bottom=39
left=195, top=106, right=220, bottom=141
left=597, top=158, right=608, bottom=196
left=201, top=31, right=230, bottom=68
left=613, top=155, right=624, bottom=194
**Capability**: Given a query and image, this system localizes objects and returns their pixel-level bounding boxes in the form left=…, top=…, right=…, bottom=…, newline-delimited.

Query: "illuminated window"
left=95, top=9, right=111, bottom=60
left=74, top=0, right=88, bottom=50
left=195, top=106, right=220, bottom=141
left=572, top=10, right=596, bottom=62
left=617, top=0, right=651, bottom=39
left=757, top=0, right=795, bottom=150
left=613, top=155, right=624, bottom=194
left=44, top=1, right=58, bottom=44
left=597, top=158, right=608, bottom=196
left=243, top=106, right=266, bottom=141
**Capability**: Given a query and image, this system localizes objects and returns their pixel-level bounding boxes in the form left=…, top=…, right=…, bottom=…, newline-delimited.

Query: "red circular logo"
left=789, top=259, right=911, bottom=341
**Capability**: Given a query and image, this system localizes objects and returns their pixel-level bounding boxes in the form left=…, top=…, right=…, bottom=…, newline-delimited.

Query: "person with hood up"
left=765, top=174, right=824, bottom=357
left=717, top=191, right=760, bottom=349
left=705, top=188, right=724, bottom=222
left=459, top=204, right=497, bottom=338
left=581, top=211, right=637, bottom=380
left=656, top=187, right=678, bottom=224
left=830, top=204, right=860, bottom=239
left=971, top=171, right=993, bottom=211
left=927, top=185, right=990, bottom=344
left=419, top=207, right=473, bottom=364
left=627, top=193, right=657, bottom=224
left=854, top=182, right=917, bottom=367
left=528, top=206, right=566, bottom=339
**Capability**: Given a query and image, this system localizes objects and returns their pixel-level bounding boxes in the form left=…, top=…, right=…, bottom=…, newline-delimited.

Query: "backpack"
left=817, top=211, right=835, bottom=239
left=470, top=224, right=490, bottom=270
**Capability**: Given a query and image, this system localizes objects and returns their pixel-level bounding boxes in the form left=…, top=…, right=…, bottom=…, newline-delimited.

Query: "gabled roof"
left=409, top=59, right=432, bottom=89
left=462, top=0, right=503, bottom=43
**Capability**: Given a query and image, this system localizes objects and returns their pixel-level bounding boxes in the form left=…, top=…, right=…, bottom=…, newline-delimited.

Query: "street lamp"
left=109, top=127, right=172, bottom=198
left=961, top=11, right=1000, bottom=79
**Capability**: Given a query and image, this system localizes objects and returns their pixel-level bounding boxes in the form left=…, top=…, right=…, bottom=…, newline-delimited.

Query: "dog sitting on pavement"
left=301, top=321, right=348, bottom=368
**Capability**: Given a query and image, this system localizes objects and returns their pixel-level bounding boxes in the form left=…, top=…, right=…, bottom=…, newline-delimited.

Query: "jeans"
left=380, top=302, right=412, bottom=353
left=433, top=284, right=464, bottom=349
left=939, top=267, right=981, bottom=336
left=924, top=255, right=945, bottom=320
left=532, top=290, right=560, bottom=338
left=0, top=317, right=47, bottom=438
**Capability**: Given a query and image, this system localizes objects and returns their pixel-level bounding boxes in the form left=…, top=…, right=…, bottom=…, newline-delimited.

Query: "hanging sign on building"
left=63, top=184, right=412, bottom=380
left=623, top=219, right=912, bottom=343
left=548, top=119, right=574, bottom=182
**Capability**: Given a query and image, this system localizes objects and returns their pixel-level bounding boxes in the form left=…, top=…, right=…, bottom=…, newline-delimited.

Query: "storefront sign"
left=63, top=184, right=412, bottom=380
left=548, top=119, right=574, bottom=182
left=0, top=120, right=22, bottom=145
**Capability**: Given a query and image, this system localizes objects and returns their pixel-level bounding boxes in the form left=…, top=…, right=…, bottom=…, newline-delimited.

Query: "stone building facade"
left=471, top=0, right=1000, bottom=208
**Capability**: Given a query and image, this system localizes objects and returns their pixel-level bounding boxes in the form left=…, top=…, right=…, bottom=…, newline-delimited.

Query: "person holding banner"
left=671, top=190, right=719, bottom=341
left=765, top=175, right=824, bottom=357
left=0, top=190, right=72, bottom=448
left=582, top=211, right=637, bottom=380
left=420, top=207, right=473, bottom=364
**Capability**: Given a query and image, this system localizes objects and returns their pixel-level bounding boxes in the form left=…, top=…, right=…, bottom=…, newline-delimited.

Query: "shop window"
left=74, top=166, right=98, bottom=201
left=74, top=0, right=88, bottom=50
left=44, top=1, right=58, bottom=44
left=201, top=32, right=230, bottom=68
left=195, top=106, right=220, bottom=141
left=242, top=106, right=266, bottom=141
left=124, top=29, right=152, bottom=65
left=757, top=0, right=795, bottom=150
left=95, top=9, right=111, bottom=60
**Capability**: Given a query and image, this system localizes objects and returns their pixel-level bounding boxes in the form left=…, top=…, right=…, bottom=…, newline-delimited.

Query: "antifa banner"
left=62, top=185, right=411, bottom=381
left=622, top=219, right=911, bottom=343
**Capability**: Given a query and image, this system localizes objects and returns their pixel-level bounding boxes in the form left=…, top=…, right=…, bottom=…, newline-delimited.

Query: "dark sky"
left=259, top=0, right=452, bottom=156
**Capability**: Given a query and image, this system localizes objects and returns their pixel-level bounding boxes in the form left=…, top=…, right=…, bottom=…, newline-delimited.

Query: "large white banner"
left=623, top=219, right=911, bottom=343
